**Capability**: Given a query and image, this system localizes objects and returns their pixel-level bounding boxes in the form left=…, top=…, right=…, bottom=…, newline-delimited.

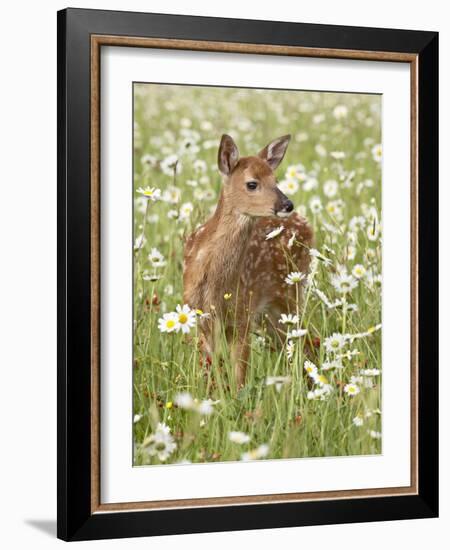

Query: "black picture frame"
left=57, top=7, right=438, bottom=541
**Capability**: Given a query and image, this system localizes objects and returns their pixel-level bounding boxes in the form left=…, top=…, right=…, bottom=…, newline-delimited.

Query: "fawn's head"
left=217, top=134, right=294, bottom=218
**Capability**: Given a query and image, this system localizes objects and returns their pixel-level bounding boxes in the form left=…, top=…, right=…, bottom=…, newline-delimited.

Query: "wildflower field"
left=133, top=83, right=382, bottom=466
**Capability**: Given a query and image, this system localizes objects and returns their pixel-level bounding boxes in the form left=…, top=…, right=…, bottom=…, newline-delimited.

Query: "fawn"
left=183, top=134, right=313, bottom=387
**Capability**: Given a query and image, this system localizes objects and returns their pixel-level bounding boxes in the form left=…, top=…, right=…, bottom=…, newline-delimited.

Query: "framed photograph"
left=57, top=8, right=438, bottom=541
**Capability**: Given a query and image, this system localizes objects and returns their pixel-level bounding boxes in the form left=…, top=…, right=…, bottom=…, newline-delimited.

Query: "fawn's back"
left=240, top=213, right=313, bottom=329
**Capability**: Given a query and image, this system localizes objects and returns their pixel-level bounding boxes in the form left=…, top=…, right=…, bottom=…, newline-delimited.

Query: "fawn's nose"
left=274, top=188, right=294, bottom=217
left=276, top=198, right=294, bottom=218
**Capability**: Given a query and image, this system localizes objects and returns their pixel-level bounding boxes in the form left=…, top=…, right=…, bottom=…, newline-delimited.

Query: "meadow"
left=132, top=83, right=382, bottom=466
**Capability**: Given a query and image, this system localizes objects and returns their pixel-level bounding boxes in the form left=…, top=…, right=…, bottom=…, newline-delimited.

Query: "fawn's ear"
left=218, top=134, right=239, bottom=176
left=258, top=134, right=291, bottom=170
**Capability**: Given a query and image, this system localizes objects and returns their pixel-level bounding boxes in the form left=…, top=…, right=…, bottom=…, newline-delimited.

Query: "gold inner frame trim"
left=90, top=34, right=419, bottom=514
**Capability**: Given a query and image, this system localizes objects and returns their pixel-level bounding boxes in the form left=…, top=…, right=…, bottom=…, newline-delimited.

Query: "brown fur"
left=183, top=135, right=314, bottom=387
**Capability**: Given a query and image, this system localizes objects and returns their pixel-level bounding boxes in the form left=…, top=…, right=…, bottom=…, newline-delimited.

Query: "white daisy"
left=352, top=415, right=364, bottom=427
left=315, top=143, right=327, bottom=157
left=142, top=271, right=160, bottom=282
left=174, top=393, right=219, bottom=415
left=162, top=186, right=181, bottom=204
left=285, top=163, right=305, bottom=179
left=180, top=117, right=192, bottom=128
left=136, top=186, right=161, bottom=201
left=337, top=349, right=360, bottom=360
left=368, top=430, right=382, bottom=439
left=347, top=245, right=357, bottom=261
left=158, top=312, right=178, bottom=333
left=367, top=222, right=380, bottom=241
left=307, top=386, right=332, bottom=401
left=161, top=154, right=182, bottom=176
left=278, top=313, right=299, bottom=325
left=241, top=444, right=269, bottom=461
left=285, top=271, right=306, bottom=285
left=313, top=113, right=325, bottom=124
left=361, top=368, right=381, bottom=376
left=326, top=200, right=344, bottom=220
left=323, top=179, right=339, bottom=198
left=140, top=153, right=157, bottom=167
left=174, top=304, right=196, bottom=334
left=193, top=159, right=207, bottom=173
left=324, top=332, right=347, bottom=353
left=349, top=215, right=366, bottom=232
left=365, top=271, right=382, bottom=290
left=265, top=225, right=285, bottom=240
left=142, top=423, right=176, bottom=462
left=304, top=360, right=318, bottom=378
left=330, top=151, right=346, bottom=160
left=286, top=340, right=295, bottom=360
left=344, top=383, right=361, bottom=397
left=365, top=248, right=377, bottom=261
left=228, top=431, right=251, bottom=444
left=287, top=328, right=307, bottom=338
left=352, top=264, right=366, bottom=279
left=278, top=179, right=299, bottom=195
left=133, top=414, right=142, bottom=423
left=148, top=247, right=166, bottom=268
left=197, top=399, right=218, bottom=416
left=134, top=233, right=146, bottom=251
left=371, top=144, right=382, bottom=163
left=321, top=359, right=343, bottom=371
left=309, top=196, right=323, bottom=214
left=303, top=177, right=318, bottom=191
left=313, top=373, right=330, bottom=387
left=333, top=105, right=348, bottom=119
left=348, top=324, right=382, bottom=341
left=330, top=271, right=359, bottom=294
left=266, top=376, right=291, bottom=392
left=179, top=202, right=194, bottom=221
left=174, top=392, right=195, bottom=410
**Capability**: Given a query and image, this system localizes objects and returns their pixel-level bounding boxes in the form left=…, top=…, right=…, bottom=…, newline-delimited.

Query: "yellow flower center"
left=178, top=313, right=188, bottom=324
left=166, top=320, right=175, bottom=329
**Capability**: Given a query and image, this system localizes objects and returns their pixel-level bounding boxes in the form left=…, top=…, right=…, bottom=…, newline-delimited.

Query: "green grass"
left=132, top=83, right=382, bottom=465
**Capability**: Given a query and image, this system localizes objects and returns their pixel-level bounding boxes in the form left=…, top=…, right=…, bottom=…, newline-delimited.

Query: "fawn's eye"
left=246, top=181, right=258, bottom=191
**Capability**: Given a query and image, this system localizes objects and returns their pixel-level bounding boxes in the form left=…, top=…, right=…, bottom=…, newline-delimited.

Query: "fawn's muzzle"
left=275, top=189, right=294, bottom=218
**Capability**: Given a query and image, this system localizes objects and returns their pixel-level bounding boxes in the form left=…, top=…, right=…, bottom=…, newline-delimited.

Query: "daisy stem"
left=342, top=295, right=347, bottom=334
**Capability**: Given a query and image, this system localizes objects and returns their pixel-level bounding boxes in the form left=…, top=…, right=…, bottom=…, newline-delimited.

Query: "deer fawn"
left=183, top=134, right=313, bottom=388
